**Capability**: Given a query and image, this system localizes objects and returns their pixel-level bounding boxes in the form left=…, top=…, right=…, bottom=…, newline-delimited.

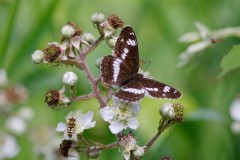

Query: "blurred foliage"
left=1, top=0, right=240, bottom=159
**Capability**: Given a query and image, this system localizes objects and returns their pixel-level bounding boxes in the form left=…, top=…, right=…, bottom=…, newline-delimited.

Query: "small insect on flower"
left=56, top=110, right=96, bottom=141
left=66, top=117, right=76, bottom=138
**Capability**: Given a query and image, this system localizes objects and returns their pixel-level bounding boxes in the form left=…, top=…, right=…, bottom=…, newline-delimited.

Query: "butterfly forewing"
left=141, top=77, right=181, bottom=99
left=100, top=55, right=131, bottom=86
left=114, top=26, right=139, bottom=74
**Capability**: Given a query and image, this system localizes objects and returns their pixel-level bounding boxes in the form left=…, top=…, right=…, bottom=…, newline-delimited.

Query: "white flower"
left=160, top=103, right=175, bottom=120
left=229, top=98, right=240, bottom=121
left=56, top=110, right=96, bottom=140
left=0, top=133, right=20, bottom=159
left=100, top=99, right=140, bottom=134
left=62, top=71, right=78, bottom=86
left=177, top=40, right=212, bottom=67
left=5, top=116, right=26, bottom=134
left=195, top=21, right=210, bottom=39
left=178, top=32, right=201, bottom=43
left=18, top=106, right=34, bottom=120
left=31, top=50, right=44, bottom=64
left=231, top=121, right=240, bottom=134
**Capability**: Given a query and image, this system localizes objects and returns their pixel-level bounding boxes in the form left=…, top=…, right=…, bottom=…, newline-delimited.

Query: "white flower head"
left=0, top=133, right=20, bottom=159
left=5, top=116, right=26, bottom=134
left=229, top=98, right=240, bottom=122
left=100, top=99, right=140, bottom=134
left=62, top=71, right=78, bottom=86
left=56, top=110, right=96, bottom=141
left=18, top=106, right=34, bottom=120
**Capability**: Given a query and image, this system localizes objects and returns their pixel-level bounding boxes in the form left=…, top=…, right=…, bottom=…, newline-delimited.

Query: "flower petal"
left=131, top=103, right=141, bottom=114
left=83, top=111, right=94, bottom=125
left=127, top=118, right=139, bottom=130
left=100, top=107, right=115, bottom=122
left=123, top=150, right=131, bottom=160
left=109, top=121, right=124, bottom=134
left=84, top=121, right=96, bottom=129
left=56, top=122, right=66, bottom=132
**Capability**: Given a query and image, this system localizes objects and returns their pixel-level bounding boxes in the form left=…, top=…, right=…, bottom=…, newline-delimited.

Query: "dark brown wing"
left=100, top=26, right=139, bottom=86
left=113, top=79, right=145, bottom=103
left=100, top=55, right=131, bottom=86
left=113, top=26, right=139, bottom=74
left=141, top=78, right=181, bottom=99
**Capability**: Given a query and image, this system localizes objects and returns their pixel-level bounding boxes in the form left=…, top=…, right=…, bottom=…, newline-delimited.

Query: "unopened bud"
left=95, top=57, right=103, bottom=68
left=61, top=24, right=75, bottom=38
left=82, top=33, right=96, bottom=44
left=160, top=103, right=175, bottom=120
left=91, top=13, right=105, bottom=25
left=107, top=37, right=117, bottom=48
left=62, top=72, right=78, bottom=86
left=32, top=50, right=44, bottom=64
left=133, top=146, right=145, bottom=158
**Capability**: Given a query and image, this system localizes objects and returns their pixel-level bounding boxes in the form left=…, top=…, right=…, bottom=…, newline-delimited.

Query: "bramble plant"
left=32, top=13, right=184, bottom=160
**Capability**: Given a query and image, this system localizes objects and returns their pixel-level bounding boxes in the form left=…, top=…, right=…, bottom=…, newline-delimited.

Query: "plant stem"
left=82, top=35, right=104, bottom=56
left=70, top=93, right=95, bottom=102
left=144, top=120, right=169, bottom=152
left=79, top=51, right=105, bottom=108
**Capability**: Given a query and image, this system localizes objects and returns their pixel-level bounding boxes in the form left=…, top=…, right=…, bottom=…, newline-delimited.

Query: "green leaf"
left=219, top=44, right=240, bottom=77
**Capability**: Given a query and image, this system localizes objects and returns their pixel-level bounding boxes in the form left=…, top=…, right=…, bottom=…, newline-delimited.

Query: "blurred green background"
left=1, top=0, right=240, bottom=159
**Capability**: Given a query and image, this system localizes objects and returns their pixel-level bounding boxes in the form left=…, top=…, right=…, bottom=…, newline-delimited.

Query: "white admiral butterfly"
left=100, top=26, right=181, bottom=103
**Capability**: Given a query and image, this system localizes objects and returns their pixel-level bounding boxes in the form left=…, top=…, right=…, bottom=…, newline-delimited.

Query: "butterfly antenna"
left=143, top=59, right=152, bottom=73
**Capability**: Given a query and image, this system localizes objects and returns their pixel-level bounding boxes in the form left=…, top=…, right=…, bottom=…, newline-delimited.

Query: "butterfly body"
left=100, top=26, right=181, bottom=103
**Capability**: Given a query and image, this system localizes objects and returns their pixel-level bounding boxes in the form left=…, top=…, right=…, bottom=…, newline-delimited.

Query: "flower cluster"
left=31, top=12, right=184, bottom=159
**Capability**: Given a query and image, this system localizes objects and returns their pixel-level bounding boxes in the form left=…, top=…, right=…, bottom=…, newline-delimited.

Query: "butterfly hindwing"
left=141, top=77, right=181, bottom=99
left=113, top=79, right=145, bottom=103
